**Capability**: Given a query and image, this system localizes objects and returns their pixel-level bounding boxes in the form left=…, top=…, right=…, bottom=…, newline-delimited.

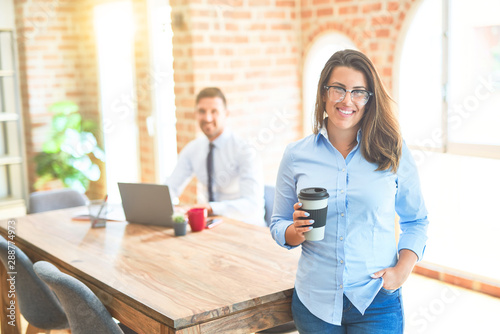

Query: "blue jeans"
left=292, top=288, right=404, bottom=334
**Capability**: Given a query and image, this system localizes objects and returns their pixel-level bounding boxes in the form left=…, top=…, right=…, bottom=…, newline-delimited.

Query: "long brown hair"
left=313, top=49, right=402, bottom=172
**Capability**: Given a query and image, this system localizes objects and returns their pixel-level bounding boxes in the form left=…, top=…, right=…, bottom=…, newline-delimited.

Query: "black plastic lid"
left=298, top=187, right=329, bottom=200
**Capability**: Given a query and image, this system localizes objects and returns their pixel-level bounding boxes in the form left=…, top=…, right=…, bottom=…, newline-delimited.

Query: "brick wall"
left=13, top=0, right=102, bottom=198
left=13, top=0, right=156, bottom=200
left=301, top=0, right=419, bottom=93
left=170, top=0, right=303, bottom=204
left=14, top=0, right=421, bottom=203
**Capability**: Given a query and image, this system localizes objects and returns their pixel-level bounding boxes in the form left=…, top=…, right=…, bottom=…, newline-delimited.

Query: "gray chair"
left=264, top=185, right=276, bottom=226
left=33, top=261, right=126, bottom=334
left=29, top=188, right=88, bottom=214
left=0, top=236, right=69, bottom=333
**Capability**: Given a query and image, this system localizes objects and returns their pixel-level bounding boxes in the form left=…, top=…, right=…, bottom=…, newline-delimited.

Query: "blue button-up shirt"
left=270, top=127, right=429, bottom=325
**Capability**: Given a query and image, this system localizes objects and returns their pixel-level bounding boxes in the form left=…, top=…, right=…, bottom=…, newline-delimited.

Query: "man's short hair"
left=195, top=87, right=227, bottom=107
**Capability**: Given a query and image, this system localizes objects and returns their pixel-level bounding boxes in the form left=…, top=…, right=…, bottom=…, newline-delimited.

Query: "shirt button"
left=340, top=284, right=343, bottom=289
left=341, top=213, right=344, bottom=217
left=340, top=189, right=344, bottom=193
left=340, top=236, right=344, bottom=241
left=342, top=168, right=346, bottom=172
left=340, top=260, right=344, bottom=264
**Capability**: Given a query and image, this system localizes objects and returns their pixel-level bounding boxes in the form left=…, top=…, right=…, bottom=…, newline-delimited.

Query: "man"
left=165, top=87, right=265, bottom=226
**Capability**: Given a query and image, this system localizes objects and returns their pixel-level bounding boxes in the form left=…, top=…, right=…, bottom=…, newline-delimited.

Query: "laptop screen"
left=117, top=183, right=174, bottom=227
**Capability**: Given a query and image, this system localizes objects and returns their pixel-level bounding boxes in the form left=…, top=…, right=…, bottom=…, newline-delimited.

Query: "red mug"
left=187, top=208, right=207, bottom=232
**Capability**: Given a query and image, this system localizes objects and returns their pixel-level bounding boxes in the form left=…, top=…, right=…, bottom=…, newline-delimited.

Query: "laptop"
left=117, top=182, right=174, bottom=227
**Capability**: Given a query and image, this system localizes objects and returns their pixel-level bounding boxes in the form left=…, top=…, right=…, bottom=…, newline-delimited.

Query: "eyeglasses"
left=324, top=85, right=373, bottom=106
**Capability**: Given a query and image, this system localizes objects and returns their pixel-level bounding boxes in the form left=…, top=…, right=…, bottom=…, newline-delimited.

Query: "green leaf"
left=64, top=177, right=87, bottom=193
left=49, top=101, right=79, bottom=115
left=92, top=146, right=106, bottom=162
left=84, top=164, right=101, bottom=181
left=52, top=114, right=69, bottom=133
left=60, top=129, right=98, bottom=157
left=82, top=119, right=98, bottom=132
left=35, top=101, right=104, bottom=192
left=66, top=113, right=82, bottom=130
left=42, top=140, right=61, bottom=154
left=70, top=155, right=92, bottom=173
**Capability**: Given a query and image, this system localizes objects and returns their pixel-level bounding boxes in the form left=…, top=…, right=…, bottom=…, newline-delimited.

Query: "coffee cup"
left=298, top=187, right=329, bottom=241
left=187, top=208, right=207, bottom=232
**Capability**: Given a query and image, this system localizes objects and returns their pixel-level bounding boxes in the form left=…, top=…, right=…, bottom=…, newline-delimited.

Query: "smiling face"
left=323, top=66, right=368, bottom=138
left=196, top=97, right=228, bottom=141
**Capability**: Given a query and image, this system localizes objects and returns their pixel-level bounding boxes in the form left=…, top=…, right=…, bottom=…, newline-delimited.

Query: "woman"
left=270, top=49, right=429, bottom=333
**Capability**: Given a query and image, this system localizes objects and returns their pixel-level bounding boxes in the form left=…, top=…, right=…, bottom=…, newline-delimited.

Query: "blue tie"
left=207, top=143, right=215, bottom=202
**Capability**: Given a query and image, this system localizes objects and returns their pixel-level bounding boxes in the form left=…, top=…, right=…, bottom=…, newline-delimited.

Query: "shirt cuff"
left=209, top=201, right=226, bottom=216
left=398, top=234, right=427, bottom=262
left=271, top=220, right=297, bottom=250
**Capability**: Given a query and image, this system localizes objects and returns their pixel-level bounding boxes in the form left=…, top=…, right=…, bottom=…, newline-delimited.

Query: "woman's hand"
left=284, top=202, right=314, bottom=246
left=371, top=249, right=418, bottom=290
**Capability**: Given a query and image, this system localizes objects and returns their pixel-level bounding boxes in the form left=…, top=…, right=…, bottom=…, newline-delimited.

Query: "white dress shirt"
left=165, top=130, right=266, bottom=226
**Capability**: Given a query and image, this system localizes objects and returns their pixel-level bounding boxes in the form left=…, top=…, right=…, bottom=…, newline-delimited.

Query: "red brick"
left=375, top=28, right=390, bottom=37
left=388, top=1, right=399, bottom=11
left=249, top=23, right=266, bottom=30
left=250, top=58, right=272, bottom=67
left=259, top=35, right=281, bottom=43
left=317, top=8, right=333, bottom=16
left=264, top=11, right=286, bottom=19
left=225, top=23, right=239, bottom=31
left=372, top=15, right=394, bottom=26
left=192, top=48, right=215, bottom=56
left=271, top=23, right=292, bottom=30
left=276, top=0, right=295, bottom=6
left=218, top=48, right=234, bottom=56
left=479, top=282, right=500, bottom=298
left=249, top=0, right=271, bottom=5
left=443, top=274, right=475, bottom=290
left=223, top=11, right=252, bottom=19
left=209, top=73, right=235, bottom=81
left=339, top=5, right=358, bottom=15
left=362, top=3, right=382, bottom=13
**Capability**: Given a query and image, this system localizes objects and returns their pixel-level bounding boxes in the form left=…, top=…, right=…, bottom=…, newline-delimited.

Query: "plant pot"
left=173, top=222, right=187, bottom=236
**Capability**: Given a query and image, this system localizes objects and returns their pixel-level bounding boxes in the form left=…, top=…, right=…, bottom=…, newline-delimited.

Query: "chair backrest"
left=0, top=236, right=69, bottom=330
left=29, top=188, right=88, bottom=214
left=33, top=261, right=124, bottom=334
left=264, top=185, right=275, bottom=227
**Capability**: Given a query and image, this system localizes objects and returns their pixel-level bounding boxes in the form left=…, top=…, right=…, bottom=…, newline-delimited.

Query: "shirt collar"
left=315, top=118, right=363, bottom=144
left=206, top=129, right=231, bottom=148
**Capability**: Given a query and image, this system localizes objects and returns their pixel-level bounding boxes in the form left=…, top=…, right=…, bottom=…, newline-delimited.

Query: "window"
left=447, top=0, right=500, bottom=154
left=398, top=0, right=500, bottom=280
left=147, top=0, right=177, bottom=184
left=94, top=1, right=139, bottom=203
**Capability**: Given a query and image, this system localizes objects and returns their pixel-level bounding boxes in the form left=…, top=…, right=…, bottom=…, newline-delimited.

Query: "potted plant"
left=172, top=213, right=188, bottom=236
left=34, top=101, right=105, bottom=193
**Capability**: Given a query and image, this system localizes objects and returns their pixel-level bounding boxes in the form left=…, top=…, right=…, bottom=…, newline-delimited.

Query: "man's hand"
left=196, top=203, right=213, bottom=216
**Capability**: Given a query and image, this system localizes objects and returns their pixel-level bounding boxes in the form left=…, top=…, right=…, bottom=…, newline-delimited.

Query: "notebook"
left=117, top=182, right=174, bottom=227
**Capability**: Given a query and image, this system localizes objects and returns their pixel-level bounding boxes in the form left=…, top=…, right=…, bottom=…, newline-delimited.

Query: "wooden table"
left=0, top=207, right=299, bottom=334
